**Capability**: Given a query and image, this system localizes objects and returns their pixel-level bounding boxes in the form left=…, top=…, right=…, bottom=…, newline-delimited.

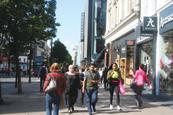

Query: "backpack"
left=135, top=71, right=145, bottom=86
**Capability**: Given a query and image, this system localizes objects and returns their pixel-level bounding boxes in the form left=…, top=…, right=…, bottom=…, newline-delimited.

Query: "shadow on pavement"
left=0, top=82, right=45, bottom=114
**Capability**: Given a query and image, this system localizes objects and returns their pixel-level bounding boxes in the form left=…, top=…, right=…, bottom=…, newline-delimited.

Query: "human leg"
left=115, top=85, right=121, bottom=110
left=86, top=89, right=93, bottom=115
left=115, top=85, right=120, bottom=105
left=91, top=89, right=98, bottom=112
left=45, top=93, right=52, bottom=115
left=135, top=86, right=143, bottom=108
left=40, top=78, right=43, bottom=92
left=52, top=95, right=60, bottom=115
left=71, top=90, right=78, bottom=112
left=109, top=83, right=116, bottom=105
left=109, top=83, right=116, bottom=110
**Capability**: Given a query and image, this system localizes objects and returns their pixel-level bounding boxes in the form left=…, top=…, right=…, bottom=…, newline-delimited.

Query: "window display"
left=159, top=37, right=173, bottom=94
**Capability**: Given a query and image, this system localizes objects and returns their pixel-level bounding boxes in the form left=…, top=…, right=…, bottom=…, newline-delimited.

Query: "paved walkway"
left=0, top=77, right=173, bottom=115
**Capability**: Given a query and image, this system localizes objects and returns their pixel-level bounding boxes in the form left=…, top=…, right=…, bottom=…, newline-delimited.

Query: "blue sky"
left=53, top=0, right=85, bottom=64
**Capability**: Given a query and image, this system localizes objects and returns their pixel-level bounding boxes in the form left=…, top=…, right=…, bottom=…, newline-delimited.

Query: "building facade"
left=104, top=0, right=173, bottom=95
left=156, top=0, right=173, bottom=95
left=81, top=0, right=106, bottom=67
left=104, top=0, right=140, bottom=84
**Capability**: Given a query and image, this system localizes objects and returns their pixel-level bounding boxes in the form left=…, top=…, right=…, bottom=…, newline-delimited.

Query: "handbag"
left=45, top=77, right=57, bottom=93
left=119, top=80, right=125, bottom=95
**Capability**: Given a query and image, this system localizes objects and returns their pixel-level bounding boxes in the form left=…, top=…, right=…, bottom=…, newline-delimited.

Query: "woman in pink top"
left=131, top=64, right=151, bottom=109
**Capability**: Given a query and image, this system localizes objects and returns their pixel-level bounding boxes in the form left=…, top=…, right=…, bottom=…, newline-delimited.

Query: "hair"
left=89, top=63, right=96, bottom=67
left=109, top=63, right=118, bottom=70
left=139, top=64, right=145, bottom=70
left=49, top=63, right=61, bottom=72
left=68, top=65, right=75, bottom=69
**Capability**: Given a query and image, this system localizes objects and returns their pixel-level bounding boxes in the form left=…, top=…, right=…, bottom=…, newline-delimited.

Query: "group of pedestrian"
left=41, top=62, right=152, bottom=115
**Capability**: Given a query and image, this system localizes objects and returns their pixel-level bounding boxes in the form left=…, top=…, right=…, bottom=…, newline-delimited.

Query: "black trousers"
left=109, top=81, right=120, bottom=105
left=40, top=78, right=45, bottom=92
left=131, top=83, right=143, bottom=106
left=65, top=89, right=78, bottom=110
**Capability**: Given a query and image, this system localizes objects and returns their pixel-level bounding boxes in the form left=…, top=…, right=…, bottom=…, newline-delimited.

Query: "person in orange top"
left=43, top=63, right=66, bottom=115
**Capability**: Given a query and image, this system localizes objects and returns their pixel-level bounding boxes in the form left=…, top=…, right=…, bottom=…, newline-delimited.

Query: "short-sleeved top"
left=65, top=73, right=81, bottom=91
left=84, top=70, right=100, bottom=90
left=43, top=72, right=66, bottom=96
left=107, top=69, right=121, bottom=81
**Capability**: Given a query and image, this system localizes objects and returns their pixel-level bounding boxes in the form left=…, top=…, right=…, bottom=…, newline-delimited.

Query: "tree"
left=51, top=40, right=73, bottom=64
left=0, top=0, right=58, bottom=94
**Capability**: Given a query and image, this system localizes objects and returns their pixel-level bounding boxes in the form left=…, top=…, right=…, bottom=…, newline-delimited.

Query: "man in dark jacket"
left=39, top=63, right=47, bottom=92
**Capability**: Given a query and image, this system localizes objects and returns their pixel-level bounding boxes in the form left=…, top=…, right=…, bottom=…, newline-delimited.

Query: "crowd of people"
left=39, top=62, right=152, bottom=115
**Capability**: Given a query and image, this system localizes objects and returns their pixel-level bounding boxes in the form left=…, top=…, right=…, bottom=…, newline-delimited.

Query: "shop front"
left=135, top=16, right=157, bottom=92
left=112, top=31, right=136, bottom=85
left=136, top=35, right=155, bottom=84
left=158, top=4, right=173, bottom=95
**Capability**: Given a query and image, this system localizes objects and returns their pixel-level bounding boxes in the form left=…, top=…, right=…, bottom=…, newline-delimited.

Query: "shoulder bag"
left=45, top=77, right=57, bottom=93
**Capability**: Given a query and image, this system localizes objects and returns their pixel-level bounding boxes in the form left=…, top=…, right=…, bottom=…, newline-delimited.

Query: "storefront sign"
left=160, top=13, right=173, bottom=28
left=126, top=40, right=135, bottom=46
left=136, top=36, right=153, bottom=44
left=160, top=4, right=173, bottom=34
left=143, top=17, right=157, bottom=32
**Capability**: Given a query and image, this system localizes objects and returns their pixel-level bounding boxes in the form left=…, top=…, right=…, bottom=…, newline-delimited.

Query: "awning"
left=94, top=47, right=106, bottom=63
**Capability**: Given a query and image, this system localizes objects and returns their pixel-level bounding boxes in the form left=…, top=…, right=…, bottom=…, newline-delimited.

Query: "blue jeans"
left=86, top=88, right=98, bottom=115
left=45, top=93, right=60, bottom=115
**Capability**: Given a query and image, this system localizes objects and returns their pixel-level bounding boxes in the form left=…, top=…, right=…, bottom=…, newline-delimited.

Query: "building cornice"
left=103, top=11, right=139, bottom=40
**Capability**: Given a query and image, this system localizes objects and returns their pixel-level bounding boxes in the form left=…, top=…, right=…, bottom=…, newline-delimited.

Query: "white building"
left=19, top=56, right=28, bottom=72
left=103, top=0, right=140, bottom=84
left=104, top=0, right=173, bottom=95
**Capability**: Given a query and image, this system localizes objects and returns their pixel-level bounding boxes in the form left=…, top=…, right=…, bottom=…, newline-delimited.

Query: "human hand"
left=148, top=84, right=152, bottom=89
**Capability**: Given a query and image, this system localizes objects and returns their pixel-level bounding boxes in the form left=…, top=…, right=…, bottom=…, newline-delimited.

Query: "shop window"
left=159, top=37, right=173, bottom=95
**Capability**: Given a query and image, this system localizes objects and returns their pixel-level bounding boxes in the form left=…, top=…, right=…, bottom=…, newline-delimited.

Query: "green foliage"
left=51, top=40, right=73, bottom=64
left=0, top=0, right=58, bottom=53
left=0, top=0, right=58, bottom=93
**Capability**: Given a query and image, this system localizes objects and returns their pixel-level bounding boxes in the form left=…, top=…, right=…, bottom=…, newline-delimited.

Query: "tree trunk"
left=15, top=73, right=18, bottom=88
left=28, top=56, right=32, bottom=83
left=0, top=81, right=4, bottom=104
left=28, top=46, right=33, bottom=83
left=15, top=52, right=22, bottom=94
left=7, top=55, right=11, bottom=76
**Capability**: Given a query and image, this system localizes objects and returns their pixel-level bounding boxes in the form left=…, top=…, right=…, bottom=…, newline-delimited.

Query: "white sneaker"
left=109, top=104, right=113, bottom=110
left=117, top=105, right=121, bottom=111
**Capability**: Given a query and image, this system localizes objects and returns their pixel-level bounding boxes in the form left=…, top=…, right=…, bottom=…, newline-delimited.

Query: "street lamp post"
left=73, top=46, right=78, bottom=65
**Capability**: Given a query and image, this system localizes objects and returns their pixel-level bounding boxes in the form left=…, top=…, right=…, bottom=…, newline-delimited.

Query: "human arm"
left=107, top=70, right=113, bottom=80
left=144, top=73, right=151, bottom=86
left=43, top=74, right=50, bottom=92
left=82, top=77, right=86, bottom=93
left=88, top=71, right=100, bottom=85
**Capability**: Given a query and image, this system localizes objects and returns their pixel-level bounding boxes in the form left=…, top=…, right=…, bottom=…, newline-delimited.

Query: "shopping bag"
left=119, top=80, right=125, bottom=95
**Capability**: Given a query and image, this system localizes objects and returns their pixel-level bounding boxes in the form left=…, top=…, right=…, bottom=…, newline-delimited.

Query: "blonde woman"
left=65, top=65, right=81, bottom=113
left=43, top=63, right=66, bottom=115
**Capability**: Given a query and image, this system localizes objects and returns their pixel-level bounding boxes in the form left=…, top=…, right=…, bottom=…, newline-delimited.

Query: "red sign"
left=126, top=40, right=135, bottom=46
